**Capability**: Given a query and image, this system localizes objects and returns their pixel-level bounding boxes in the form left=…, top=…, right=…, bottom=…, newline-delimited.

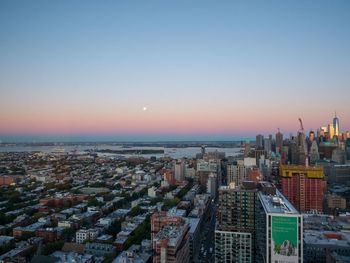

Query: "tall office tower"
left=256, top=183, right=303, bottom=263
left=276, top=131, right=283, bottom=154
left=264, top=137, right=272, bottom=154
left=280, top=165, right=326, bottom=212
left=174, top=160, right=185, bottom=182
left=309, top=141, right=320, bottom=163
left=151, top=212, right=190, bottom=263
left=227, top=160, right=248, bottom=187
left=328, top=123, right=335, bottom=139
left=333, top=112, right=340, bottom=137
left=215, top=182, right=259, bottom=263
left=347, top=138, right=350, bottom=160
left=256, top=134, right=264, bottom=149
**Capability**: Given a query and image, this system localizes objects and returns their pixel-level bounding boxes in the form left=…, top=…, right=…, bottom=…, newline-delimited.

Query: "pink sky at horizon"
left=1, top=107, right=348, bottom=136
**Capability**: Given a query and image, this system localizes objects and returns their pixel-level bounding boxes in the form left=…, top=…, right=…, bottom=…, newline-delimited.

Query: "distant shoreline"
left=0, top=141, right=253, bottom=148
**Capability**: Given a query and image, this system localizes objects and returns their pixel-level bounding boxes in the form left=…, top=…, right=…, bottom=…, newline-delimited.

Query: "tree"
left=88, top=198, right=101, bottom=207
left=129, top=205, right=142, bottom=217
left=42, top=241, right=64, bottom=255
left=163, top=198, right=180, bottom=210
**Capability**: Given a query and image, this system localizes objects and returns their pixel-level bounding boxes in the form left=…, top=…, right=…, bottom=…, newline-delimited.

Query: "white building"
left=244, top=157, right=256, bottom=167
left=207, top=173, right=217, bottom=198
left=58, top=220, right=73, bottom=229
left=148, top=186, right=157, bottom=198
left=227, top=161, right=248, bottom=186
left=76, top=228, right=99, bottom=244
left=97, top=218, right=113, bottom=228
left=197, top=160, right=217, bottom=172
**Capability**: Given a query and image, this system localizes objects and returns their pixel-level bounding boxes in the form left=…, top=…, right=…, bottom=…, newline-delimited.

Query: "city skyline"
left=1, top=1, right=350, bottom=140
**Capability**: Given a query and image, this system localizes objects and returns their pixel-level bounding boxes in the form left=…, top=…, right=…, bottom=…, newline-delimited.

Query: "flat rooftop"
left=154, top=223, right=188, bottom=247
left=187, top=217, right=200, bottom=234
left=304, top=230, right=350, bottom=247
left=258, top=189, right=299, bottom=215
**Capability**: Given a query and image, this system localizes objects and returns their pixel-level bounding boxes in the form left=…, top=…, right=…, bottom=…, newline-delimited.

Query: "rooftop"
left=154, top=222, right=188, bottom=247
left=187, top=217, right=200, bottom=234
left=304, top=230, right=350, bottom=248
left=258, top=189, right=299, bottom=215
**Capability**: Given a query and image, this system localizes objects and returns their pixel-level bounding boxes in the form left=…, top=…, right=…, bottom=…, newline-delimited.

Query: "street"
left=197, top=202, right=216, bottom=263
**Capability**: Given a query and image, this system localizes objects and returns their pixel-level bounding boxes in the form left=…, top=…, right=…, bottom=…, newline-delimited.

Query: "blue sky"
left=0, top=0, right=350, bottom=141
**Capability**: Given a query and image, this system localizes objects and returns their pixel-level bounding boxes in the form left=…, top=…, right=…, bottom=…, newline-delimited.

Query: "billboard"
left=271, top=216, right=298, bottom=263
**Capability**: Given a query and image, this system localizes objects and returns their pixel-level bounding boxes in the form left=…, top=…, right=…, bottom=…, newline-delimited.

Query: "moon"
left=143, top=106, right=147, bottom=111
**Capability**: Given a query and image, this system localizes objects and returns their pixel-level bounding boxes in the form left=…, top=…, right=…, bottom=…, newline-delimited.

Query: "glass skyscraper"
left=333, top=113, right=340, bottom=137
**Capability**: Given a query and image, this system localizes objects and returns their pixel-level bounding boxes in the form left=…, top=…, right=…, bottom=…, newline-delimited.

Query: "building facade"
left=151, top=212, right=190, bottom=263
left=215, top=182, right=259, bottom=263
left=257, top=187, right=303, bottom=263
left=280, top=165, right=326, bottom=213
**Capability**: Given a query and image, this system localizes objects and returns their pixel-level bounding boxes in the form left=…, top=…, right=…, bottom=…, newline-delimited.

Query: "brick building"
left=280, top=165, right=326, bottom=212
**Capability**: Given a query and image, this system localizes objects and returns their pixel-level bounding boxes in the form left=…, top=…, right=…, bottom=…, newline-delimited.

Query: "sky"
left=0, top=0, right=350, bottom=142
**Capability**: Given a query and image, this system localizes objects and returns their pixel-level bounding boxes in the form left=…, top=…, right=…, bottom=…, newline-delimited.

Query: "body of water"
left=0, top=145, right=243, bottom=159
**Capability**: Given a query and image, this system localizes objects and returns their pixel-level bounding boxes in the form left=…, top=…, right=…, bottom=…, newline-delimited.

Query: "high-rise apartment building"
left=280, top=165, right=326, bottom=212
left=197, top=159, right=219, bottom=189
left=256, top=184, right=303, bottom=263
left=215, top=182, right=259, bottom=263
left=174, top=160, right=185, bottom=182
left=226, top=161, right=248, bottom=187
left=215, top=181, right=303, bottom=263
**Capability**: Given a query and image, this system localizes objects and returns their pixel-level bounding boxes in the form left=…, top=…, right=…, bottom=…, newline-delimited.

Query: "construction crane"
left=298, top=118, right=304, bottom=132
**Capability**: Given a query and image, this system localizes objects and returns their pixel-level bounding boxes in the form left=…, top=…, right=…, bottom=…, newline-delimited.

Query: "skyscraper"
left=256, top=134, right=264, bottom=149
left=264, top=137, right=271, bottom=155
left=309, top=141, right=320, bottom=163
left=276, top=131, right=283, bottom=155
left=333, top=112, right=340, bottom=137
